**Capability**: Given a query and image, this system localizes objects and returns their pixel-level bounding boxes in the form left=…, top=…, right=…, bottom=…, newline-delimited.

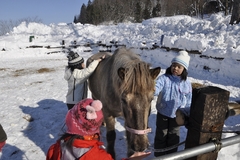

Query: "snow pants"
left=154, top=112, right=180, bottom=157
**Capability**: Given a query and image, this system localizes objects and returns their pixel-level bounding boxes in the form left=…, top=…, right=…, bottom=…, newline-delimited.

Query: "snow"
left=0, top=12, right=240, bottom=160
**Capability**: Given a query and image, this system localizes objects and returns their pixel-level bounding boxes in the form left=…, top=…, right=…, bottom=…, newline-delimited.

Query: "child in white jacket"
left=64, top=51, right=104, bottom=110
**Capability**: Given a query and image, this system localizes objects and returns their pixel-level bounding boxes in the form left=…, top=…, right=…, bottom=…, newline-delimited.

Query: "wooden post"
left=73, top=40, right=77, bottom=48
left=62, top=40, right=65, bottom=48
left=185, top=86, right=230, bottom=160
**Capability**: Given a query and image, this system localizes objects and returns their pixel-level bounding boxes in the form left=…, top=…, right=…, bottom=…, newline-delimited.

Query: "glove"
left=175, top=108, right=189, bottom=128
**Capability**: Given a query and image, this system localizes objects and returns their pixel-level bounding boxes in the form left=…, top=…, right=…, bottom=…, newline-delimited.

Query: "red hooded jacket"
left=46, top=138, right=113, bottom=160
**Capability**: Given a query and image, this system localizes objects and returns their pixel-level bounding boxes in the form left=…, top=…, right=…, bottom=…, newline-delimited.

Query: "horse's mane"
left=111, top=48, right=154, bottom=94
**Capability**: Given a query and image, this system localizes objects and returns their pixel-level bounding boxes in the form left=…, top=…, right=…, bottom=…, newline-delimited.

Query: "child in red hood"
left=46, top=98, right=112, bottom=160
left=46, top=98, right=150, bottom=160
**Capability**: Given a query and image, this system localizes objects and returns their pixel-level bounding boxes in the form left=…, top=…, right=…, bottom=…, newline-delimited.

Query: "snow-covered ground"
left=0, top=12, right=240, bottom=160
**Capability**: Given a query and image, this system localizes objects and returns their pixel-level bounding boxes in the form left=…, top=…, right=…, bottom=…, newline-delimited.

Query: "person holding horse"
left=64, top=51, right=104, bottom=110
left=153, top=50, right=192, bottom=157
left=46, top=98, right=151, bottom=160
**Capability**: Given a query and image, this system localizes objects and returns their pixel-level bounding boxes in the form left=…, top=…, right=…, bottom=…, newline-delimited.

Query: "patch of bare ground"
left=12, top=68, right=55, bottom=77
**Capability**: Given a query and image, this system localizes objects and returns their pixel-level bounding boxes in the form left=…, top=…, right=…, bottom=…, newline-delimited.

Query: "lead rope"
left=148, top=130, right=239, bottom=153
left=147, top=141, right=186, bottom=152
left=73, top=78, right=76, bottom=101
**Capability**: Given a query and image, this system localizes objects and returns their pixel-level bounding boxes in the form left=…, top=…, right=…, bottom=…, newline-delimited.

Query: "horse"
left=87, top=48, right=161, bottom=159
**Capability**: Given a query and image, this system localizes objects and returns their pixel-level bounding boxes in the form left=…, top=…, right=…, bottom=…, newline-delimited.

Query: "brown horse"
left=87, top=48, right=161, bottom=159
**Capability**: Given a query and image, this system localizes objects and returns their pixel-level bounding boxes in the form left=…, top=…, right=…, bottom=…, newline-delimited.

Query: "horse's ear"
left=150, top=67, right=161, bottom=79
left=118, top=67, right=125, bottom=80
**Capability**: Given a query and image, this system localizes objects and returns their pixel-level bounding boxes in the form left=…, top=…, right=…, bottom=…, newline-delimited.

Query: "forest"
left=74, top=0, right=240, bottom=25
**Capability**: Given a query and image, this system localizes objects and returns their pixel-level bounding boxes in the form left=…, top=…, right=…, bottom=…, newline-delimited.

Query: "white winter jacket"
left=64, top=60, right=99, bottom=104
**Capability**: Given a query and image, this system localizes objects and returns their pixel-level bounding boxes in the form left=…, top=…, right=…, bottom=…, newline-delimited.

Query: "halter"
left=125, top=126, right=152, bottom=135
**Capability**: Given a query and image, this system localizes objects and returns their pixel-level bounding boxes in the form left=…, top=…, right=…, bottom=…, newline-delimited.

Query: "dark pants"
left=67, top=104, right=75, bottom=110
left=154, top=112, right=180, bottom=157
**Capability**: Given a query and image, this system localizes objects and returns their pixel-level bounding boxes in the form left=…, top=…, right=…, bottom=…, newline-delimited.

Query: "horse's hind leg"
left=105, top=115, right=116, bottom=159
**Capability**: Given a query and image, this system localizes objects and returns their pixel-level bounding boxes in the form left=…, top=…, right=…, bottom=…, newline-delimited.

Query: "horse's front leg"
left=105, top=115, right=116, bottom=159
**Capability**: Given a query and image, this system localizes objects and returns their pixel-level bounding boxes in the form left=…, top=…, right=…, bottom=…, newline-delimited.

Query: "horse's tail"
left=226, top=102, right=240, bottom=119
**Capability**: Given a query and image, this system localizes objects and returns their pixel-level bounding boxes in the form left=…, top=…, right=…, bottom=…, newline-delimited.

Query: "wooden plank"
left=185, top=86, right=229, bottom=160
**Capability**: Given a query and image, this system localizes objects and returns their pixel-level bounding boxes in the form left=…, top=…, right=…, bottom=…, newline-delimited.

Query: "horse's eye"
left=149, top=98, right=153, bottom=103
left=148, top=94, right=154, bottom=102
left=121, top=98, right=127, bottom=104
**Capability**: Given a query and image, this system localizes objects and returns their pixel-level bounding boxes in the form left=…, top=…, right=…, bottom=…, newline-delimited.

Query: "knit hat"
left=171, top=51, right=190, bottom=70
left=67, top=51, right=84, bottom=66
left=65, top=98, right=104, bottom=136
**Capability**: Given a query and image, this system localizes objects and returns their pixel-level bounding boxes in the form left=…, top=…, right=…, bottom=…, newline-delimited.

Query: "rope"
left=149, top=128, right=240, bottom=153
left=150, top=122, right=239, bottom=153
left=148, top=141, right=186, bottom=152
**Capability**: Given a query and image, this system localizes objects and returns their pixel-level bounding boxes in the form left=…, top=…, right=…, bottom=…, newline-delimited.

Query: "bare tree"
left=230, top=0, right=240, bottom=24
left=152, top=0, right=161, bottom=17
left=134, top=1, right=142, bottom=22
left=143, top=0, right=152, bottom=20
left=225, top=0, right=229, bottom=15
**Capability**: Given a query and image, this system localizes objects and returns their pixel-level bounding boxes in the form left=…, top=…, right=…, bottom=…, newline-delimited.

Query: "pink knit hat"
left=65, top=98, right=103, bottom=136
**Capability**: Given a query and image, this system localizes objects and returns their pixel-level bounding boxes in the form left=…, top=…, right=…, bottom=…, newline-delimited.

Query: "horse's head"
left=117, top=62, right=161, bottom=156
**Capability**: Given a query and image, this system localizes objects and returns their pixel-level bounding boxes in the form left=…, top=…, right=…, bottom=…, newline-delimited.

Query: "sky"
left=0, top=0, right=89, bottom=25
left=0, top=12, right=240, bottom=160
